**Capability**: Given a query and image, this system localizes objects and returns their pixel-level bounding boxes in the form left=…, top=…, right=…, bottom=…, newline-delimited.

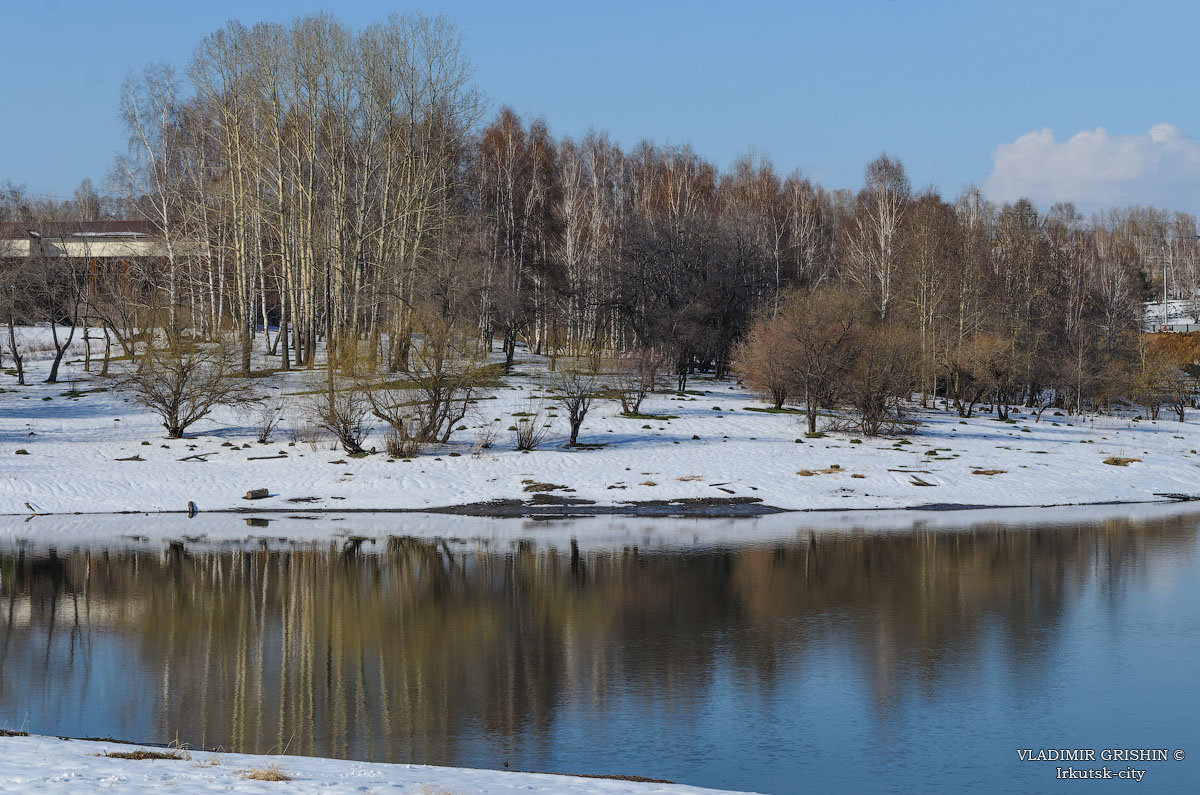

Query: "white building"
left=0, top=220, right=163, bottom=259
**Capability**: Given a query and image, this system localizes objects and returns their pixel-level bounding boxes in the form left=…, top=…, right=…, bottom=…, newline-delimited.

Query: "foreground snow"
left=4, top=328, right=1200, bottom=517
left=0, top=735, right=739, bottom=793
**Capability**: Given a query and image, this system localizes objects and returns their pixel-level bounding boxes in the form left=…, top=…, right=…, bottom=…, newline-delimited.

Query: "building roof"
left=0, top=220, right=155, bottom=239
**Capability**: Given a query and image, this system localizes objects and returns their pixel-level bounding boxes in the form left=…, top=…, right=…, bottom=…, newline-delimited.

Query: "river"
left=1, top=507, right=1197, bottom=792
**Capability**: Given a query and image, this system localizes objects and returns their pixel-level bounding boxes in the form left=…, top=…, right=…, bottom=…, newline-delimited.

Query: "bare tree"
left=844, top=154, right=909, bottom=321
left=0, top=248, right=30, bottom=385
left=613, top=348, right=665, bottom=414
left=841, top=326, right=920, bottom=436
left=549, top=362, right=608, bottom=445
left=117, top=337, right=254, bottom=437
left=776, top=287, right=862, bottom=434
left=26, top=235, right=85, bottom=383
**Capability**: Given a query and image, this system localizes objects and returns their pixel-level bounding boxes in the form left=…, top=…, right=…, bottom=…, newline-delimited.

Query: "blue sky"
left=4, top=0, right=1199, bottom=211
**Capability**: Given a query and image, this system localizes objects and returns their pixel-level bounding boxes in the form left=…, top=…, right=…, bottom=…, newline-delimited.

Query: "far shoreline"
left=3, top=493, right=1190, bottom=519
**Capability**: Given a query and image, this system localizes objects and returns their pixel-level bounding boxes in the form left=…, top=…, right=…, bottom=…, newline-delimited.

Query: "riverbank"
left=4, top=502, right=1198, bottom=553
left=5, top=331, right=1200, bottom=517
left=0, top=734, right=740, bottom=793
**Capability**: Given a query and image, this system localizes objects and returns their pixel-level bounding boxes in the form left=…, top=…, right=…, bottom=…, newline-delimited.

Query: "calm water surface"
left=1, top=512, right=1198, bottom=793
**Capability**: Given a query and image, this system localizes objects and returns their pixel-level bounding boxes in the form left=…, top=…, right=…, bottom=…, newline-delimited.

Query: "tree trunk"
left=45, top=320, right=78, bottom=384
left=806, top=386, right=817, bottom=434
left=6, top=317, right=24, bottom=385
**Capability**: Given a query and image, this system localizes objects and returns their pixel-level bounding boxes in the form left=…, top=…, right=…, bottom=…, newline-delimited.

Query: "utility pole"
left=1163, top=247, right=1169, bottom=329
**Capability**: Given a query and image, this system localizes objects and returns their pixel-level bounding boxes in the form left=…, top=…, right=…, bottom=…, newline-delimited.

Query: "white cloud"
left=983, top=124, right=1200, bottom=212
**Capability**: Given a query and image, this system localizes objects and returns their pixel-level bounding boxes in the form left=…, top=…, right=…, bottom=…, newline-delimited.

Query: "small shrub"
left=613, top=348, right=665, bottom=414
left=383, top=426, right=423, bottom=458
left=306, top=386, right=370, bottom=455
left=247, top=392, right=286, bottom=444
left=287, top=418, right=323, bottom=451
left=472, top=419, right=499, bottom=457
left=14, top=449, right=28, bottom=455
left=513, top=402, right=549, bottom=451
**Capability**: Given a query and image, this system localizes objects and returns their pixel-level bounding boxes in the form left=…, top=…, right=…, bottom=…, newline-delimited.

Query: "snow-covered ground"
left=4, top=326, right=1200, bottom=517
left=0, top=734, right=738, bottom=793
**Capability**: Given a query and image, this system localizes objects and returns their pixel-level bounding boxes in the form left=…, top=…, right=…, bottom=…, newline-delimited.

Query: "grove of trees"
left=3, top=11, right=1199, bottom=435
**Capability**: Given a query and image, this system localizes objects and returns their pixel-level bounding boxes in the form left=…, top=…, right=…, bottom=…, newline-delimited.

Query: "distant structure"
left=1143, top=299, right=1200, bottom=333
left=0, top=220, right=161, bottom=259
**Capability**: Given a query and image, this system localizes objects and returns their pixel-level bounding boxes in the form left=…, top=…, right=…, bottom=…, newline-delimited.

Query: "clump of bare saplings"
left=363, top=313, right=494, bottom=456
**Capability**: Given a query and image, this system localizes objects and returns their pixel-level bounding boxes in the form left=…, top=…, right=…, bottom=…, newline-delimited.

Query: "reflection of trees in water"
left=0, top=514, right=1194, bottom=764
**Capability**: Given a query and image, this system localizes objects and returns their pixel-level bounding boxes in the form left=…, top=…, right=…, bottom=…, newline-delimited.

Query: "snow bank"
left=0, top=734, right=741, bottom=793
left=4, top=333, right=1200, bottom=519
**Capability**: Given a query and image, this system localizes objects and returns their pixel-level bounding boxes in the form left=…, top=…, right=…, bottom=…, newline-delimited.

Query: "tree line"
left=3, top=11, right=1198, bottom=432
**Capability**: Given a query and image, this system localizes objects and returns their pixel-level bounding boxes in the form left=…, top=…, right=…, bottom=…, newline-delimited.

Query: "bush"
left=116, top=337, right=254, bottom=438
left=306, top=384, right=370, bottom=454
left=472, top=415, right=499, bottom=457
left=512, top=401, right=549, bottom=450
left=246, top=390, right=286, bottom=443
left=287, top=417, right=323, bottom=450
left=613, top=348, right=665, bottom=414
left=383, top=426, right=423, bottom=458
left=733, top=287, right=863, bottom=432
left=841, top=326, right=920, bottom=436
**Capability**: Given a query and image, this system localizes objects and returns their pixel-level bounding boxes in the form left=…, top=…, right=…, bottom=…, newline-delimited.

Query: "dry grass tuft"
left=1103, top=456, right=1141, bottom=466
left=971, top=469, right=1007, bottom=476
left=243, top=764, right=292, bottom=781
left=103, top=750, right=184, bottom=761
